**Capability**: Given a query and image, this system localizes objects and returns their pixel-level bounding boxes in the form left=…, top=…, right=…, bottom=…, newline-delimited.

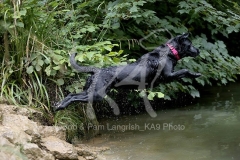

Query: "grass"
left=0, top=61, right=98, bottom=142
left=54, top=103, right=100, bottom=142
left=0, top=0, right=99, bottom=142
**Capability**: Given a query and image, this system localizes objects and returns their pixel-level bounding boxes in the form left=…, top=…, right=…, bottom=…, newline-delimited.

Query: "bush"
left=1, top=0, right=240, bottom=140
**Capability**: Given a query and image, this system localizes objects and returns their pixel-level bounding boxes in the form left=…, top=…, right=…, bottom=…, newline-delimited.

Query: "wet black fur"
left=55, top=33, right=201, bottom=111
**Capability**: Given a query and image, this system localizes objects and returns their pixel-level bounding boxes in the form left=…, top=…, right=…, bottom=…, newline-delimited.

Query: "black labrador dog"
left=55, top=33, right=201, bottom=111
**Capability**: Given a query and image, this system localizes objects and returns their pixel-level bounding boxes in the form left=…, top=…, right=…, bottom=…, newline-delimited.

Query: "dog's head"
left=167, top=33, right=200, bottom=60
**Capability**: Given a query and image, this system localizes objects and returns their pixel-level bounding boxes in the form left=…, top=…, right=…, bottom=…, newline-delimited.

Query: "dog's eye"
left=185, top=45, right=190, bottom=49
left=187, top=45, right=191, bottom=49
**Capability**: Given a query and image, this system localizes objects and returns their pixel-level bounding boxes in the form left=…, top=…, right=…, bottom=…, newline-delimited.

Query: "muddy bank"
left=0, top=104, right=108, bottom=160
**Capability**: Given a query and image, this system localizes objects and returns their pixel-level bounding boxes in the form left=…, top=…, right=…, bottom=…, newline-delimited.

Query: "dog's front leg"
left=166, top=69, right=201, bottom=79
left=162, top=61, right=201, bottom=80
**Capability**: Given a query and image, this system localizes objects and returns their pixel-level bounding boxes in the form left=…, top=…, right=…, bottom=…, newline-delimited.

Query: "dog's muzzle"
left=190, top=47, right=200, bottom=57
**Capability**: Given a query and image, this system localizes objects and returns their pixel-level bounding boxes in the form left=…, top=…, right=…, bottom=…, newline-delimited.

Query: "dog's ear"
left=181, top=33, right=189, bottom=38
left=173, top=33, right=190, bottom=43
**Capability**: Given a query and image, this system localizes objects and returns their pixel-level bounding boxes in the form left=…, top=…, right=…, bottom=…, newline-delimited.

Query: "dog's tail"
left=70, top=53, right=100, bottom=73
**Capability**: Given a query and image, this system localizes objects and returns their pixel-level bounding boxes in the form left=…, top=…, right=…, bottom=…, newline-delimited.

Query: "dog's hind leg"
left=55, top=92, right=89, bottom=111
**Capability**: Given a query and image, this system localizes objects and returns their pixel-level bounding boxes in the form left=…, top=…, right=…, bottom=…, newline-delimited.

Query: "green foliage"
left=158, top=35, right=240, bottom=99
left=0, top=0, right=130, bottom=138
left=1, top=0, right=240, bottom=139
left=54, top=108, right=85, bottom=142
left=178, top=0, right=240, bottom=36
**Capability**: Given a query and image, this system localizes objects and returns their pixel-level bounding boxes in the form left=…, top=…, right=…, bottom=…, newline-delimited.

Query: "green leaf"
left=76, top=54, right=84, bottom=62
left=52, top=54, right=63, bottom=64
left=108, top=52, right=117, bottom=56
left=80, top=28, right=87, bottom=33
left=53, top=66, right=60, bottom=70
left=211, top=49, right=218, bottom=55
left=113, top=57, right=120, bottom=63
left=221, top=78, right=227, bottom=85
left=44, top=58, right=51, bottom=64
left=178, top=1, right=188, bottom=8
left=26, top=66, right=34, bottom=74
left=196, top=78, right=205, bottom=86
left=217, top=41, right=226, bottom=48
left=182, top=78, right=192, bottom=84
left=51, top=70, right=57, bottom=76
left=226, top=26, right=235, bottom=34
left=183, top=57, right=191, bottom=63
left=128, top=59, right=136, bottom=62
left=19, top=9, right=27, bottom=16
left=112, top=22, right=120, bottom=29
left=204, top=42, right=213, bottom=50
left=86, top=52, right=95, bottom=60
left=164, top=95, right=171, bottom=100
left=130, top=5, right=138, bottom=13
left=134, top=1, right=146, bottom=6
left=54, top=50, right=62, bottom=54
left=32, top=60, right=37, bottom=65
left=200, top=50, right=210, bottom=59
left=104, top=46, right=112, bottom=51
left=45, top=66, right=51, bottom=76
left=87, top=26, right=95, bottom=32
left=35, top=65, right=41, bottom=71
left=147, top=92, right=155, bottom=100
left=190, top=90, right=200, bottom=98
left=57, top=78, right=64, bottom=86
left=16, top=22, right=24, bottom=28
left=38, top=59, right=44, bottom=66
left=156, top=92, right=164, bottom=98
left=72, top=34, right=82, bottom=39
left=118, top=50, right=124, bottom=55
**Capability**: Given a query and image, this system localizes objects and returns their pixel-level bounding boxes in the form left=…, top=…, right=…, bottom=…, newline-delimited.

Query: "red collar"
left=167, top=44, right=180, bottom=60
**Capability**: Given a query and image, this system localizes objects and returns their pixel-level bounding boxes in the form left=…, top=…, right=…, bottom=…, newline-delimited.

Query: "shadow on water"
left=84, top=81, right=240, bottom=160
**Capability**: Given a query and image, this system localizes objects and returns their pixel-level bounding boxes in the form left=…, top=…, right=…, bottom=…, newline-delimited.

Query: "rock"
left=0, top=104, right=17, bottom=114
left=75, top=146, right=97, bottom=158
left=39, top=125, right=66, bottom=140
left=78, top=156, right=86, bottom=160
left=0, top=104, right=37, bottom=117
left=2, top=113, right=39, bottom=135
left=0, top=137, right=28, bottom=160
left=0, top=104, right=108, bottom=160
left=0, top=104, right=44, bottom=124
left=22, top=143, right=55, bottom=160
left=0, top=145, right=28, bottom=160
left=41, top=136, right=78, bottom=159
left=75, top=144, right=109, bottom=160
left=1, top=113, right=40, bottom=143
left=85, top=156, right=95, bottom=160
left=0, top=137, right=14, bottom=147
left=0, top=125, right=32, bottom=144
left=96, top=155, right=107, bottom=160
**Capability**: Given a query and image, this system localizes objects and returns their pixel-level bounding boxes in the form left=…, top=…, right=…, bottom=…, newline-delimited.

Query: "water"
left=85, top=82, right=240, bottom=160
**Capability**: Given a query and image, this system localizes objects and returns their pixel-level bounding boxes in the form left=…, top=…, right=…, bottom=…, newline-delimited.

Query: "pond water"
left=85, top=81, right=240, bottom=160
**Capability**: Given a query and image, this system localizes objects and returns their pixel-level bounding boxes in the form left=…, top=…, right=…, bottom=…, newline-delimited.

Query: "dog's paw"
left=189, top=72, right=201, bottom=78
left=194, top=73, right=201, bottom=77
left=52, top=102, right=63, bottom=112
